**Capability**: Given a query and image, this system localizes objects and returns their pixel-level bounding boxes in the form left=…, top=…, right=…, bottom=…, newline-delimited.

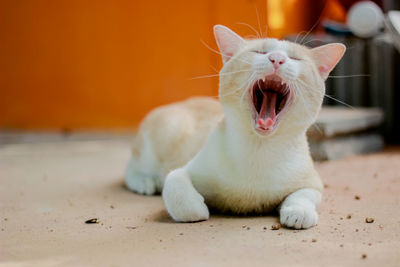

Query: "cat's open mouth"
left=250, top=75, right=292, bottom=134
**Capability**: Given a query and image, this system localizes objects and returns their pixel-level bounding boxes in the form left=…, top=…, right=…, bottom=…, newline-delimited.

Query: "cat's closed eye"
left=251, top=50, right=268, bottom=54
left=252, top=50, right=302, bottom=61
left=289, top=56, right=301, bottom=61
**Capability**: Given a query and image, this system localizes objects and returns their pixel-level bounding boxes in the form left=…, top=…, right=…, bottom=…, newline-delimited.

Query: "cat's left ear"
left=311, top=43, right=346, bottom=80
left=214, top=25, right=245, bottom=63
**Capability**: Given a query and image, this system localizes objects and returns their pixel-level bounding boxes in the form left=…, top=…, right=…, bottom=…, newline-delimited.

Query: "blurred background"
left=3, top=2, right=400, bottom=264
left=0, top=0, right=399, bottom=153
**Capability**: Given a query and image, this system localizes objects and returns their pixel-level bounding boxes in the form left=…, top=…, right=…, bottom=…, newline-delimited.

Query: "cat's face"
left=214, top=25, right=345, bottom=137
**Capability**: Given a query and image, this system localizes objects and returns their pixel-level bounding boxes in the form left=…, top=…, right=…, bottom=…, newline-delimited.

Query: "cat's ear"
left=214, top=25, right=245, bottom=63
left=311, top=43, right=346, bottom=80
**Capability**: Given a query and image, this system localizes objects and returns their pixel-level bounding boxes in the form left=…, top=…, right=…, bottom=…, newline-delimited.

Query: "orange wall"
left=0, top=0, right=325, bottom=130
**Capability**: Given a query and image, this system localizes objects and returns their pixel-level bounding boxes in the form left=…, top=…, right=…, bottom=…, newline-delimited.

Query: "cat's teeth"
left=270, top=76, right=280, bottom=82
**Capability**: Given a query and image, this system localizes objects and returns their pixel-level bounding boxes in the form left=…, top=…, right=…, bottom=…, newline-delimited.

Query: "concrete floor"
left=0, top=137, right=399, bottom=266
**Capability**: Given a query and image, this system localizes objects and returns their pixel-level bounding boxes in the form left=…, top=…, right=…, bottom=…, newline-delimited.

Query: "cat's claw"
left=280, top=205, right=318, bottom=229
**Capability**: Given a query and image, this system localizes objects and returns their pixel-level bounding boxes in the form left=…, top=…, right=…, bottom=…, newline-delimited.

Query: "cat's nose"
left=268, top=52, right=286, bottom=69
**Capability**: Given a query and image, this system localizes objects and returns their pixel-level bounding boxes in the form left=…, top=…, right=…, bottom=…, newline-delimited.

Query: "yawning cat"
left=125, top=25, right=345, bottom=229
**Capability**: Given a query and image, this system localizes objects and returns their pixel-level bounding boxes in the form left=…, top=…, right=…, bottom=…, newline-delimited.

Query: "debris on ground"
left=365, top=217, right=375, bottom=223
left=355, top=195, right=361, bottom=200
left=271, top=224, right=281, bottom=230
left=361, top=254, right=367, bottom=259
left=85, top=218, right=99, bottom=224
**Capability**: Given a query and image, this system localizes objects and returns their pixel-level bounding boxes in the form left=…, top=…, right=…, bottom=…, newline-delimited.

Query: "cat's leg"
left=125, top=156, right=162, bottom=195
left=279, top=188, right=321, bottom=229
left=162, top=168, right=209, bottom=222
left=125, top=133, right=163, bottom=195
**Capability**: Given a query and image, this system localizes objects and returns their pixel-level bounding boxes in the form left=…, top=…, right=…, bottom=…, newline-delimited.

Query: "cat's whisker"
left=295, top=79, right=356, bottom=110
left=200, top=39, right=222, bottom=55
left=294, top=30, right=308, bottom=44
left=189, top=69, right=253, bottom=80
left=239, top=74, right=257, bottom=108
left=219, top=80, right=250, bottom=100
left=200, top=39, right=252, bottom=65
left=218, top=73, right=255, bottom=99
left=245, top=35, right=259, bottom=39
left=209, top=64, right=219, bottom=73
left=290, top=82, right=322, bottom=133
left=236, top=22, right=260, bottom=39
left=296, top=79, right=327, bottom=98
left=301, top=38, right=324, bottom=47
left=254, top=4, right=263, bottom=38
left=323, top=95, right=356, bottom=110
left=299, top=13, right=323, bottom=45
left=328, top=74, right=370, bottom=78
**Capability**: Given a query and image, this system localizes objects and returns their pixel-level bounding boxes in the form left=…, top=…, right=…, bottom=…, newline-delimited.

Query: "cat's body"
left=126, top=25, right=345, bottom=228
left=186, top=120, right=322, bottom=214
left=125, top=97, right=222, bottom=195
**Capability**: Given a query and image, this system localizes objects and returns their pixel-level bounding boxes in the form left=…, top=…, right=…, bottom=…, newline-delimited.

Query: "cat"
left=125, top=25, right=345, bottom=229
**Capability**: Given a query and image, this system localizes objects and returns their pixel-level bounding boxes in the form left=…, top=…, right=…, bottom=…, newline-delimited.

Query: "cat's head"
left=214, top=25, right=345, bottom=137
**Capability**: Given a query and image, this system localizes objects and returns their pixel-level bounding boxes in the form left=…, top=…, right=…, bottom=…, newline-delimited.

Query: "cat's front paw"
left=163, top=188, right=209, bottom=222
left=162, top=169, right=209, bottom=222
left=280, top=205, right=318, bottom=229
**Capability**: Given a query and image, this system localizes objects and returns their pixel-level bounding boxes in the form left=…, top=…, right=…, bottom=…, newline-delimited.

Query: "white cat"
left=126, top=25, right=345, bottom=229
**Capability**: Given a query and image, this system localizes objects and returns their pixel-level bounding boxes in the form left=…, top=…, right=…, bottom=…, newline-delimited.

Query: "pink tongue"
left=256, top=91, right=277, bottom=129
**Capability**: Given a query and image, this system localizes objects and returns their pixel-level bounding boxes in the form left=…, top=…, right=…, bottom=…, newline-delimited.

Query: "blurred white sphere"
left=347, top=1, right=384, bottom=38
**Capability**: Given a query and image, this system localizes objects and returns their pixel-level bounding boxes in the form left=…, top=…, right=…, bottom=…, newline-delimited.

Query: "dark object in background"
left=308, top=107, right=384, bottom=160
left=286, top=33, right=400, bottom=144
left=322, top=20, right=353, bottom=36
left=337, top=0, right=383, bottom=10
left=369, top=34, right=399, bottom=144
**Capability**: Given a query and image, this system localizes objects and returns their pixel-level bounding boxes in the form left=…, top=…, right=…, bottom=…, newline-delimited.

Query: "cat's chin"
left=249, top=74, right=293, bottom=136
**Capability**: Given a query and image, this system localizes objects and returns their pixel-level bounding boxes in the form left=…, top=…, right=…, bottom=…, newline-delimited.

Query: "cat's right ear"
left=311, top=43, right=346, bottom=80
left=214, top=25, right=245, bottom=63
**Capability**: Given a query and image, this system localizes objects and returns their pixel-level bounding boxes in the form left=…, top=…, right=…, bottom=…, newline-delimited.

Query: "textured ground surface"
left=1, top=139, right=399, bottom=266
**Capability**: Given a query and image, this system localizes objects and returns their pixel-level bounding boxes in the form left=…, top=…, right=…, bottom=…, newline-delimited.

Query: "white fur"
left=125, top=135, right=161, bottom=195
left=279, top=188, right=321, bottom=229
left=163, top=168, right=209, bottom=222
left=127, top=25, right=345, bottom=229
